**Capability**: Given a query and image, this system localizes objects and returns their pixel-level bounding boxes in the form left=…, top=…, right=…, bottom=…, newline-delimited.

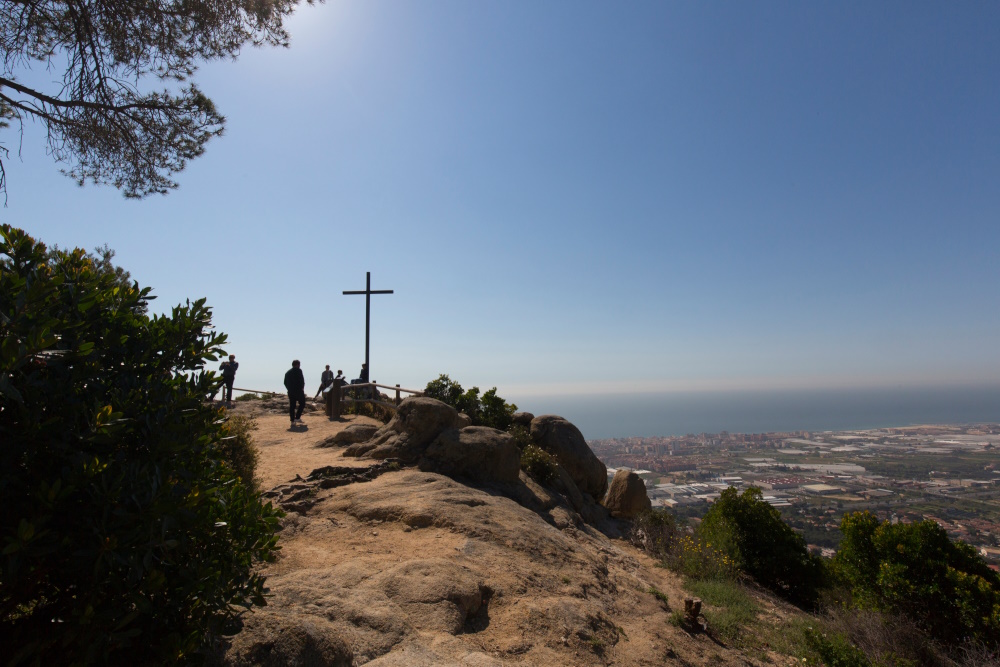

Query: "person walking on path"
left=284, top=360, right=306, bottom=426
left=315, top=365, right=334, bottom=399
left=211, top=354, right=239, bottom=403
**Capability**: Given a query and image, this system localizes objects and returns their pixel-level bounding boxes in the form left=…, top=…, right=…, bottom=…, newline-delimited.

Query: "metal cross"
left=343, top=271, right=393, bottom=381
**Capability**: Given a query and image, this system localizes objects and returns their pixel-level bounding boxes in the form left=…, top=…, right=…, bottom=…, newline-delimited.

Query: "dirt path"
left=227, top=399, right=384, bottom=489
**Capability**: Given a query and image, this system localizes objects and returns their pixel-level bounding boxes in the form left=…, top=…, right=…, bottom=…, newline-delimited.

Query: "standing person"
left=315, top=365, right=334, bottom=399
left=283, top=360, right=306, bottom=426
left=211, top=354, right=239, bottom=403
left=220, top=354, right=238, bottom=404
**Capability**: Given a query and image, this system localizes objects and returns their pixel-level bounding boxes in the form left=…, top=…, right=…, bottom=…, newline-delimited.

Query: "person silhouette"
left=283, top=360, right=306, bottom=426
left=315, top=364, right=334, bottom=398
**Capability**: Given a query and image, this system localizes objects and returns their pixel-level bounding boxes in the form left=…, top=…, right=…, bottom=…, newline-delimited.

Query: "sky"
left=3, top=1, right=1000, bottom=415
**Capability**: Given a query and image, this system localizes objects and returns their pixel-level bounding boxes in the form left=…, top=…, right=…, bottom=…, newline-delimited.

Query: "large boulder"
left=602, top=470, right=651, bottom=518
left=529, top=415, right=607, bottom=499
left=511, top=411, right=534, bottom=428
left=420, top=426, right=521, bottom=483
left=344, top=397, right=457, bottom=463
left=319, top=423, right=380, bottom=447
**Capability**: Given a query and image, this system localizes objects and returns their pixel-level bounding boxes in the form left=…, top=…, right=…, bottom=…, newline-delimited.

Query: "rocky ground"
left=217, top=397, right=800, bottom=667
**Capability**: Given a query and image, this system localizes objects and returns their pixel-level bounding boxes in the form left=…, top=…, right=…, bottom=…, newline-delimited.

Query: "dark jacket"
left=221, top=360, right=238, bottom=380
left=284, top=367, right=305, bottom=395
left=358, top=366, right=369, bottom=383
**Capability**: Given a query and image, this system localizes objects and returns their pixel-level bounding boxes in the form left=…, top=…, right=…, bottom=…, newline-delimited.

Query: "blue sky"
left=4, top=1, right=1000, bottom=407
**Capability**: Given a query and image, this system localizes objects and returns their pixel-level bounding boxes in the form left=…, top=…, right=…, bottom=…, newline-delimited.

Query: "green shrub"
left=423, top=374, right=517, bottom=430
left=478, top=387, right=516, bottom=430
left=0, top=227, right=282, bottom=664
left=521, top=444, right=557, bottom=484
left=629, top=509, right=678, bottom=559
left=219, top=414, right=261, bottom=492
left=508, top=424, right=532, bottom=449
left=234, top=392, right=259, bottom=402
left=836, top=511, right=1000, bottom=648
left=700, top=487, right=825, bottom=607
left=668, top=533, right=740, bottom=581
left=811, top=607, right=948, bottom=667
left=803, top=628, right=872, bottom=667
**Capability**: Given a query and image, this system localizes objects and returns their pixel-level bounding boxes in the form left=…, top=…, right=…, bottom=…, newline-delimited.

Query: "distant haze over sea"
left=513, top=385, right=1000, bottom=440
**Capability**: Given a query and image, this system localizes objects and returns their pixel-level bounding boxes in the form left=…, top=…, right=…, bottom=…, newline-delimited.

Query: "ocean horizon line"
left=509, top=384, right=1000, bottom=440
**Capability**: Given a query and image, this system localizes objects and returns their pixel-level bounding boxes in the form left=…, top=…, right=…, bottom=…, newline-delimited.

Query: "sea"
left=512, top=385, right=1000, bottom=440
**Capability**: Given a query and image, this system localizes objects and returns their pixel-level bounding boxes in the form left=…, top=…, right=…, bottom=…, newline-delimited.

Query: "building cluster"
left=594, top=424, right=1000, bottom=567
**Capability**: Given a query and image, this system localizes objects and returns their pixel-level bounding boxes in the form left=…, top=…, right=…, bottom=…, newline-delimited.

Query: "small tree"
left=423, top=374, right=517, bottom=431
left=0, top=226, right=282, bottom=663
left=700, top=487, right=825, bottom=607
left=837, top=511, right=1000, bottom=648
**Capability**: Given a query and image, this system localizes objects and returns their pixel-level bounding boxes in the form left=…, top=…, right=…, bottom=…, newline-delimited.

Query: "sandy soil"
left=227, top=398, right=384, bottom=489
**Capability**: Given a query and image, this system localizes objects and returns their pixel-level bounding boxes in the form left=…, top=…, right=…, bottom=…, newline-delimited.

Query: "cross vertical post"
left=343, top=271, right=394, bottom=382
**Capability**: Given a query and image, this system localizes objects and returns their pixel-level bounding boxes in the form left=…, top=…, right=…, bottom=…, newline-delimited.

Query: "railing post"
left=395, top=384, right=401, bottom=405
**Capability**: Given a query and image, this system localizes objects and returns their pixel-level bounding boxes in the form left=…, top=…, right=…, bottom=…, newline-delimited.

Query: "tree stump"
left=683, top=597, right=706, bottom=632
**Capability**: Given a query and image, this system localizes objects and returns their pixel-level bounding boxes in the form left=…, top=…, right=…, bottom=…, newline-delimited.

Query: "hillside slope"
left=218, top=400, right=801, bottom=666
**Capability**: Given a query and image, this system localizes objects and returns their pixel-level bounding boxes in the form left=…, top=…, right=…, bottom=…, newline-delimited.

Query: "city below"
left=589, top=423, right=1000, bottom=567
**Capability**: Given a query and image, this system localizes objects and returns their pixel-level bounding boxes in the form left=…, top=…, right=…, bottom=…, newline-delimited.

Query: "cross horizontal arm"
left=342, top=290, right=394, bottom=295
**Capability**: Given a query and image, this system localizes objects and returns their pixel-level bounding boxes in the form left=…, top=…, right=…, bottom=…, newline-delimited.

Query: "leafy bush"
left=520, top=444, right=557, bottom=484
left=219, top=414, right=261, bottom=492
left=700, top=487, right=825, bottom=607
left=813, top=607, right=950, bottom=667
left=423, top=374, right=517, bottom=430
left=628, top=509, right=678, bottom=559
left=836, top=511, right=1000, bottom=648
left=508, top=424, right=532, bottom=449
left=479, top=387, right=516, bottom=430
left=668, top=533, right=740, bottom=581
left=803, top=628, right=872, bottom=667
left=0, top=227, right=282, bottom=664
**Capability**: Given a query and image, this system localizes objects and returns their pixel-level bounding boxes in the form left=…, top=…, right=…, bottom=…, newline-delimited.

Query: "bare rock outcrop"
left=530, top=415, right=608, bottom=499
left=220, top=410, right=787, bottom=667
left=221, top=613, right=352, bottom=666
left=319, top=423, right=380, bottom=447
left=420, top=426, right=521, bottom=483
left=344, top=397, right=457, bottom=461
left=602, top=469, right=652, bottom=518
left=342, top=400, right=520, bottom=488
left=511, top=411, right=534, bottom=428
left=371, top=558, right=484, bottom=634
